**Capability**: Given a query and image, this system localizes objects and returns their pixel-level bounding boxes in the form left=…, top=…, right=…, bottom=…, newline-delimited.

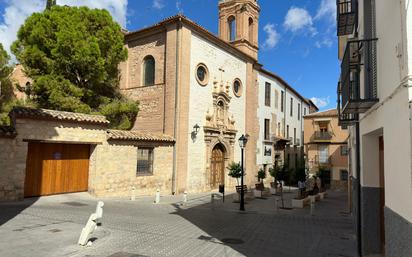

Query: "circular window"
left=233, top=79, right=242, bottom=97
left=195, top=63, right=209, bottom=86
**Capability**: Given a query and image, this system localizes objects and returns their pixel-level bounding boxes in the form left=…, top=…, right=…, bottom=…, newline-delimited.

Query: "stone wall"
left=91, top=141, right=173, bottom=198
left=0, top=117, right=174, bottom=201
left=120, top=31, right=167, bottom=133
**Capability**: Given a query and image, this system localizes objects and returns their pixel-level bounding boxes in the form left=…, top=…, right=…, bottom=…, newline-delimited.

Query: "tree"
left=11, top=5, right=138, bottom=129
left=0, top=43, right=18, bottom=126
left=228, top=162, right=242, bottom=186
left=46, top=0, right=56, bottom=10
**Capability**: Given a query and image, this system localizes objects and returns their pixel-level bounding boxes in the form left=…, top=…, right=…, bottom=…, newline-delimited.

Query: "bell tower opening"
left=218, top=0, right=260, bottom=59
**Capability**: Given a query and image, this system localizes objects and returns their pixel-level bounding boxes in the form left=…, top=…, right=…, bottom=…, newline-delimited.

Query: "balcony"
left=339, top=39, right=378, bottom=114
left=337, top=82, right=358, bottom=128
left=337, top=0, right=357, bottom=36
left=312, top=131, right=333, bottom=142
left=309, top=155, right=332, bottom=170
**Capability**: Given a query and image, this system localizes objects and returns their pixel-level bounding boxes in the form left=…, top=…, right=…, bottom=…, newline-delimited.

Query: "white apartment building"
left=256, top=69, right=316, bottom=173
left=337, top=0, right=412, bottom=256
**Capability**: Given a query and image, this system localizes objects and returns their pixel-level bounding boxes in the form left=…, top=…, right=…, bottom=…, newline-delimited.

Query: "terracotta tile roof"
left=11, top=107, right=110, bottom=125
left=125, top=14, right=256, bottom=62
left=0, top=126, right=17, bottom=138
left=107, top=130, right=175, bottom=142
left=303, top=109, right=338, bottom=118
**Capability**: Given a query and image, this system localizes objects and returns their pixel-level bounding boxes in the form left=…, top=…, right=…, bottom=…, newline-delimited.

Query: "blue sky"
left=0, top=0, right=339, bottom=110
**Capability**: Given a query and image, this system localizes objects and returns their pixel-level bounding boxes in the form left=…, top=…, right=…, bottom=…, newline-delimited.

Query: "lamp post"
left=238, top=134, right=248, bottom=211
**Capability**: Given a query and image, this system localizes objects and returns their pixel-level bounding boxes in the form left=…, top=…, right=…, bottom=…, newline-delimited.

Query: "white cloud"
left=57, top=0, right=128, bottom=26
left=315, top=38, right=333, bottom=48
left=310, top=96, right=331, bottom=108
left=0, top=0, right=128, bottom=58
left=262, top=23, right=280, bottom=49
left=152, top=0, right=165, bottom=10
left=283, top=7, right=317, bottom=36
left=176, top=0, right=183, bottom=13
left=315, top=0, right=336, bottom=22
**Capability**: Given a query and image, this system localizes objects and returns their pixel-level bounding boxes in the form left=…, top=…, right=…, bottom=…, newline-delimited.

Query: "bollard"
left=310, top=195, right=315, bottom=216
left=155, top=189, right=160, bottom=204
left=211, top=193, right=214, bottom=203
left=183, top=191, right=188, bottom=204
left=78, top=213, right=98, bottom=246
left=131, top=186, right=136, bottom=201
left=95, top=201, right=104, bottom=226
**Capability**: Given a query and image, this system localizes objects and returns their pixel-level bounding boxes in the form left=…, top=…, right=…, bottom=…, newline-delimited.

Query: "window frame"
left=265, top=82, right=271, bottom=107
left=228, top=16, right=236, bottom=41
left=233, top=78, right=243, bottom=97
left=195, top=63, right=209, bottom=86
left=298, top=103, right=301, bottom=120
left=340, top=169, right=349, bottom=181
left=290, top=97, right=293, bottom=117
left=142, top=55, right=155, bottom=86
left=136, top=148, right=154, bottom=176
left=281, top=91, right=284, bottom=112
left=264, top=119, right=270, bottom=140
left=341, top=145, right=349, bottom=156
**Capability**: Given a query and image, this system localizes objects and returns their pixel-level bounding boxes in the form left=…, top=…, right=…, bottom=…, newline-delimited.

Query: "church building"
left=119, top=0, right=317, bottom=194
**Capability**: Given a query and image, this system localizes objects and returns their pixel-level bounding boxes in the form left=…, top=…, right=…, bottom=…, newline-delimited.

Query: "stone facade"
left=91, top=141, right=173, bottom=198
left=0, top=110, right=174, bottom=201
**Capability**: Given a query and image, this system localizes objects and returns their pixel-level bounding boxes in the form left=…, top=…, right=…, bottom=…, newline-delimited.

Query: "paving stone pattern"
left=0, top=191, right=357, bottom=257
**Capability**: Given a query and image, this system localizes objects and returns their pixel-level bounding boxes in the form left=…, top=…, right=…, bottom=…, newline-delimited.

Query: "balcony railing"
left=340, top=38, right=378, bottom=114
left=309, top=155, right=331, bottom=170
left=337, top=0, right=357, bottom=36
left=337, top=82, right=358, bottom=128
left=313, top=131, right=333, bottom=141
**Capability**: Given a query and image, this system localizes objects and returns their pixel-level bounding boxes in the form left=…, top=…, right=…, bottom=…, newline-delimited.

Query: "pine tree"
left=46, top=0, right=56, bottom=10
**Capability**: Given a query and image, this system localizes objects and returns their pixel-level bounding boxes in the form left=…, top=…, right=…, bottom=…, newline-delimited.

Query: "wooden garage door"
left=24, top=142, right=90, bottom=197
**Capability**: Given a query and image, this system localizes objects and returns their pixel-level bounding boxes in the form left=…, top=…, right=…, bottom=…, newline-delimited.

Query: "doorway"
left=210, top=144, right=225, bottom=189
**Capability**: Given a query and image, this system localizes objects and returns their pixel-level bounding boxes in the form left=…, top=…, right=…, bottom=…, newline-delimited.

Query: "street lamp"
left=238, top=134, right=248, bottom=211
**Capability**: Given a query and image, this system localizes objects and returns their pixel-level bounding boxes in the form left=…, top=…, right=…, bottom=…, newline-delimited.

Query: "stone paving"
left=0, top=189, right=357, bottom=257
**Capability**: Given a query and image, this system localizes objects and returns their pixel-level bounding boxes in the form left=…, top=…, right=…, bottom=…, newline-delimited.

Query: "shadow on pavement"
left=0, top=197, right=39, bottom=226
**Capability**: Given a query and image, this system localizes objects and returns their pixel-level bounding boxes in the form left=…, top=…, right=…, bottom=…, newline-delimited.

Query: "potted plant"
left=227, top=162, right=242, bottom=201
left=269, top=165, right=281, bottom=194
left=253, top=168, right=266, bottom=198
left=228, top=162, right=242, bottom=186
left=256, top=168, right=266, bottom=184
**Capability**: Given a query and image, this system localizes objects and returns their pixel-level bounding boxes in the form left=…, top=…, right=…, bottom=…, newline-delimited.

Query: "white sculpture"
left=78, top=213, right=98, bottom=246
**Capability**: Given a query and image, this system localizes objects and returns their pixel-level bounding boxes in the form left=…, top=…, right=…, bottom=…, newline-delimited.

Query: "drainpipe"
left=355, top=116, right=362, bottom=256
left=172, top=18, right=182, bottom=195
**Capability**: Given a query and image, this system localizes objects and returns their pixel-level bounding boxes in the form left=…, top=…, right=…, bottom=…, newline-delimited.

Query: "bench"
left=236, top=185, right=248, bottom=194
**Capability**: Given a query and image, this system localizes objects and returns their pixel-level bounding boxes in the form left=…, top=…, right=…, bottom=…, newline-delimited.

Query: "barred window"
left=137, top=148, right=154, bottom=175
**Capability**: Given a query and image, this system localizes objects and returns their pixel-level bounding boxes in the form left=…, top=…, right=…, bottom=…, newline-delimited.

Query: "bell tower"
left=218, top=0, right=260, bottom=59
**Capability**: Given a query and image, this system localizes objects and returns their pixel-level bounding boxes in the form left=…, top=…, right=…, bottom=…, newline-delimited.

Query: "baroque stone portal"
left=204, top=79, right=237, bottom=189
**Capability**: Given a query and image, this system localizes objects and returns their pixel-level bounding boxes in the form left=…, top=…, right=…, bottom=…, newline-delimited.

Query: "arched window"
left=248, top=18, right=254, bottom=42
left=142, top=55, right=155, bottom=86
left=228, top=16, right=236, bottom=41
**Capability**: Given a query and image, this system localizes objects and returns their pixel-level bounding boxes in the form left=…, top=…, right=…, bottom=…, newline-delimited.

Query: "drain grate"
left=62, top=201, right=88, bottom=207
left=221, top=238, right=244, bottom=245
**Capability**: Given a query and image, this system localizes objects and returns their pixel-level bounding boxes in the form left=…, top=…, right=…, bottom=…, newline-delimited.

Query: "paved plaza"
left=0, top=190, right=357, bottom=257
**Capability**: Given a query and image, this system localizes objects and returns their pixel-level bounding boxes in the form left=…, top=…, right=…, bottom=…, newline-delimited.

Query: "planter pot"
left=292, top=197, right=310, bottom=208
left=319, top=192, right=326, bottom=199
left=233, top=192, right=240, bottom=202
left=269, top=187, right=277, bottom=195
left=253, top=188, right=264, bottom=198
